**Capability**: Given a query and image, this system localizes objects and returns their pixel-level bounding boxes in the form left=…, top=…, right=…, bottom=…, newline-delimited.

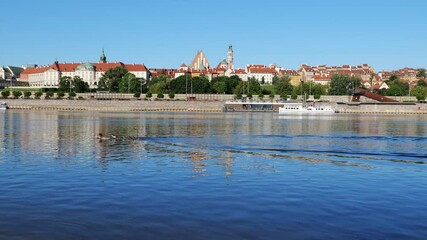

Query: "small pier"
left=224, top=101, right=285, bottom=112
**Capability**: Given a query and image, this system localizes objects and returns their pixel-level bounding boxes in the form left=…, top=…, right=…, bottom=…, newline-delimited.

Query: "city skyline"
left=2, top=0, right=426, bottom=71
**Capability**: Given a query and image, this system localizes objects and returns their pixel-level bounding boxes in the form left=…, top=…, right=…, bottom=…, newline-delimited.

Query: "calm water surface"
left=0, top=110, right=426, bottom=239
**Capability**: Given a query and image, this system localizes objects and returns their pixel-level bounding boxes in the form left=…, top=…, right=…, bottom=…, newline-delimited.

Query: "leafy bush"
left=34, top=91, right=43, bottom=99
left=69, top=92, right=76, bottom=98
left=314, top=93, right=321, bottom=99
left=291, top=92, right=298, bottom=100
left=258, top=93, right=264, bottom=100
left=12, top=90, right=22, bottom=99
left=157, top=93, right=164, bottom=99
left=24, top=91, right=32, bottom=99
left=57, top=92, right=65, bottom=99
left=45, top=91, right=54, bottom=99
left=236, top=93, right=242, bottom=100
left=134, top=92, right=141, bottom=98
left=247, top=93, right=252, bottom=99
left=146, top=92, right=152, bottom=98
left=168, top=93, right=175, bottom=99
left=261, top=89, right=271, bottom=95
left=1, top=90, right=10, bottom=99
left=280, top=93, right=287, bottom=100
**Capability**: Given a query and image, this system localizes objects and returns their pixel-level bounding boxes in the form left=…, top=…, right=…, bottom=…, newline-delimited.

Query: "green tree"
left=148, top=74, right=172, bottom=93
left=269, top=92, right=275, bottom=101
left=169, top=75, right=187, bottom=94
left=416, top=69, right=426, bottom=79
left=12, top=90, right=22, bottom=99
left=210, top=76, right=242, bottom=94
left=387, top=74, right=399, bottom=83
left=234, top=78, right=261, bottom=96
left=23, top=91, right=32, bottom=99
left=119, top=73, right=141, bottom=93
left=212, top=81, right=227, bottom=94
left=57, top=91, right=65, bottom=99
left=45, top=90, right=54, bottom=99
left=98, top=66, right=128, bottom=92
left=73, top=76, right=90, bottom=93
left=34, top=91, right=43, bottom=99
left=291, top=91, right=298, bottom=100
left=329, top=74, right=361, bottom=95
left=227, top=75, right=243, bottom=94
left=258, top=93, right=264, bottom=100
left=274, top=75, right=293, bottom=97
left=190, top=76, right=210, bottom=93
left=384, top=79, right=409, bottom=96
left=58, top=76, right=73, bottom=92
left=417, top=79, right=427, bottom=87
left=410, top=86, right=427, bottom=101
left=1, top=90, right=10, bottom=99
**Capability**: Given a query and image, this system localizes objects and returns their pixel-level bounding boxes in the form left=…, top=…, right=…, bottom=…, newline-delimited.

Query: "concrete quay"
left=2, top=99, right=427, bottom=115
left=2, top=99, right=225, bottom=113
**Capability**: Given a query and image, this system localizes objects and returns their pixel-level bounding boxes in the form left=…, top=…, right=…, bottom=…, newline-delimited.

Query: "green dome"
left=77, top=63, right=95, bottom=71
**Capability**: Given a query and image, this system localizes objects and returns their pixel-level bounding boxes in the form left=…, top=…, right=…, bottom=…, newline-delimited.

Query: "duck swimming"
left=97, top=133, right=137, bottom=141
left=96, top=133, right=111, bottom=140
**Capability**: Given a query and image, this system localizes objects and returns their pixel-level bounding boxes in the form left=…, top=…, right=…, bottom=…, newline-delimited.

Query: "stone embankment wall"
left=2, top=99, right=225, bottom=112
left=315, top=102, right=427, bottom=114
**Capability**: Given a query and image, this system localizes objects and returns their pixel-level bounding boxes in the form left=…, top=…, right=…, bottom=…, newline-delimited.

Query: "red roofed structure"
left=20, top=51, right=150, bottom=88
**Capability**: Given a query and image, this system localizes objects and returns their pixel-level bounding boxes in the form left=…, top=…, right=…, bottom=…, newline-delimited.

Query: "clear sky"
left=1, top=0, right=426, bottom=71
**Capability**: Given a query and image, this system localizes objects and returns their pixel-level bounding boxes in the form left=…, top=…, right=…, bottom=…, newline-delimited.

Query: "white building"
left=20, top=52, right=149, bottom=88
left=246, top=64, right=276, bottom=84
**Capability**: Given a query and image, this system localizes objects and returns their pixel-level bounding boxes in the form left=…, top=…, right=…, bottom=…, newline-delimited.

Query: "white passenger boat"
left=279, top=103, right=335, bottom=114
left=0, top=102, right=8, bottom=110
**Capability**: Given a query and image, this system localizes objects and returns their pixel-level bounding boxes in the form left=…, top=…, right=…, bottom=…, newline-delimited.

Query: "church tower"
left=228, top=45, right=234, bottom=70
left=99, top=48, right=107, bottom=63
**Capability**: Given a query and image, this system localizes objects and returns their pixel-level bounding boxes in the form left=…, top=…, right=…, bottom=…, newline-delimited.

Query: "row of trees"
left=0, top=89, right=71, bottom=99
left=4, top=66, right=426, bottom=100
left=147, top=73, right=327, bottom=100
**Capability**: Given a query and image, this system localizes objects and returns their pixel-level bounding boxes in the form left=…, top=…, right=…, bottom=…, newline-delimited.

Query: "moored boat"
left=0, top=102, right=8, bottom=110
left=279, top=103, right=335, bottom=114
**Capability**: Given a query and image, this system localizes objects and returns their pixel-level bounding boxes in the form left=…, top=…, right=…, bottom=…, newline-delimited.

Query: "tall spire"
left=228, top=45, right=234, bottom=70
left=100, top=48, right=107, bottom=63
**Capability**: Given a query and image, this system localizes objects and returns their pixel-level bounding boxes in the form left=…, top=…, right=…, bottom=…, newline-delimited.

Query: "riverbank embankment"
left=2, top=99, right=427, bottom=114
left=2, top=99, right=225, bottom=112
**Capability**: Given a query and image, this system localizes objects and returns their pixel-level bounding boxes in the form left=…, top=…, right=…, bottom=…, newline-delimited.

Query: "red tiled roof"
left=125, top=64, right=148, bottom=72
left=313, top=75, right=331, bottom=80
left=248, top=67, right=276, bottom=74
left=21, top=66, right=50, bottom=75
left=94, top=62, right=125, bottom=71
left=56, top=63, right=80, bottom=72
left=234, top=69, right=247, bottom=74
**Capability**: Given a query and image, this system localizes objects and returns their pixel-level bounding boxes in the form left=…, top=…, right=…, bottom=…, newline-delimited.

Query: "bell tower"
left=99, top=48, right=107, bottom=63
left=228, top=45, right=234, bottom=70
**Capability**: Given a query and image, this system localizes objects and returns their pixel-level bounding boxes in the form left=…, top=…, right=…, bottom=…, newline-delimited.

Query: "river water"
left=0, top=110, right=426, bottom=240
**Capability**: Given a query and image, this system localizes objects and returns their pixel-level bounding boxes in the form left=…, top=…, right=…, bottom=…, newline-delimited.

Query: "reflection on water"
left=0, top=110, right=426, bottom=239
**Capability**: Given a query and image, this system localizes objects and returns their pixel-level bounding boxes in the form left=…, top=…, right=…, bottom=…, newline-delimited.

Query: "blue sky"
left=1, top=0, right=426, bottom=71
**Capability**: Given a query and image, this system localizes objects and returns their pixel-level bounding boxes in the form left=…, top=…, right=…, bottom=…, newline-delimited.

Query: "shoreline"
left=2, top=99, right=225, bottom=112
left=2, top=99, right=427, bottom=114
